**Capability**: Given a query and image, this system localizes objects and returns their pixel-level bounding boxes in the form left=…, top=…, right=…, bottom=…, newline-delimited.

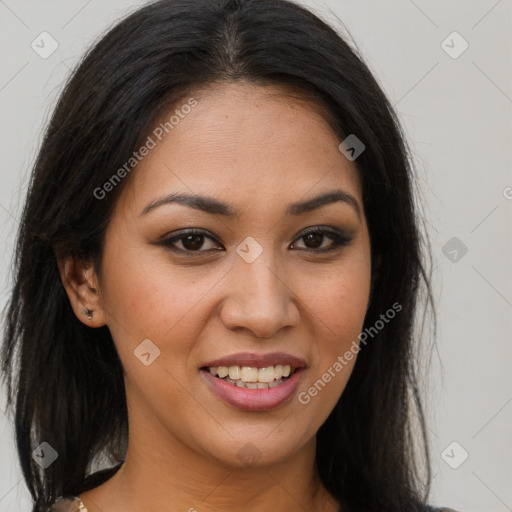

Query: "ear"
left=57, top=256, right=107, bottom=327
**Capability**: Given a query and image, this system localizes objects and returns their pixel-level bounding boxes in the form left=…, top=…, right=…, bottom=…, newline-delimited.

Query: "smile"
left=199, top=352, right=306, bottom=411
left=204, top=364, right=296, bottom=389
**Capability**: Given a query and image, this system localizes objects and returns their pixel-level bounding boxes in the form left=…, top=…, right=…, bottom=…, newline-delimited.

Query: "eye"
left=159, top=229, right=222, bottom=254
left=158, top=226, right=352, bottom=256
left=291, top=227, right=353, bottom=253
left=158, top=229, right=223, bottom=256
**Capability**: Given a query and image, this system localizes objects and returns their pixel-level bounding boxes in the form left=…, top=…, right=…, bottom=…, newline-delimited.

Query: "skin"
left=59, top=81, right=372, bottom=512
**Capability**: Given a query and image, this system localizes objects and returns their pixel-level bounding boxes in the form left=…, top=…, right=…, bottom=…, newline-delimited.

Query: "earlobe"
left=57, top=257, right=106, bottom=327
left=82, top=308, right=94, bottom=320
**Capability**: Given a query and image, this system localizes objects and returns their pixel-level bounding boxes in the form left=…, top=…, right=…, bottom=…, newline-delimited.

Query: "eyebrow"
left=139, top=189, right=361, bottom=221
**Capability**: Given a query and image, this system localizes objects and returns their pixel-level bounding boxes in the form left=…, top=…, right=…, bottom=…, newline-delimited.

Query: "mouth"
left=200, top=364, right=299, bottom=390
left=199, top=352, right=306, bottom=411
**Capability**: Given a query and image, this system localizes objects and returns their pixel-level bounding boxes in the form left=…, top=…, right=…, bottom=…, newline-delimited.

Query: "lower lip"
left=201, top=368, right=304, bottom=412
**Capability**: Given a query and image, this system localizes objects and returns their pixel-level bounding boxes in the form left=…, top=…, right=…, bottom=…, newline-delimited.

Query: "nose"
left=218, top=249, right=300, bottom=338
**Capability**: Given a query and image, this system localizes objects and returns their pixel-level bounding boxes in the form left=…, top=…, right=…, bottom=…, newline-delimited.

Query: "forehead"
left=118, top=81, right=363, bottom=218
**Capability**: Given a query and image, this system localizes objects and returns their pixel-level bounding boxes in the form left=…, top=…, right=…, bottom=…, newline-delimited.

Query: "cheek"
left=99, top=248, right=211, bottom=421
left=296, top=257, right=370, bottom=406
left=303, top=255, right=371, bottom=341
left=100, top=243, right=216, bottom=333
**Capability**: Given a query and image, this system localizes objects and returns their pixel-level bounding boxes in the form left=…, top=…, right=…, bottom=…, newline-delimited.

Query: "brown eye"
left=180, top=233, right=207, bottom=251
left=302, top=232, right=324, bottom=249
left=159, top=229, right=223, bottom=254
left=158, top=226, right=352, bottom=257
left=292, top=227, right=353, bottom=253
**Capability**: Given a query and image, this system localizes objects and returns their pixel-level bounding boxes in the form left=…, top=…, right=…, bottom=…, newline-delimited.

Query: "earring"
left=83, top=308, right=93, bottom=320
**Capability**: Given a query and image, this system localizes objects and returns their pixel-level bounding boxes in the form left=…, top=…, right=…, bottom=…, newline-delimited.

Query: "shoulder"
left=48, top=496, right=88, bottom=512
left=427, top=507, right=459, bottom=512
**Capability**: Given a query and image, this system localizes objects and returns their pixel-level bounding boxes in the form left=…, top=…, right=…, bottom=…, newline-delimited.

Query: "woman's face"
left=95, top=81, right=371, bottom=468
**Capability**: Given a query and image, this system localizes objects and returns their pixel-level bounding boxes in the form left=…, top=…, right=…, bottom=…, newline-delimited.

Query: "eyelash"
left=158, top=227, right=353, bottom=256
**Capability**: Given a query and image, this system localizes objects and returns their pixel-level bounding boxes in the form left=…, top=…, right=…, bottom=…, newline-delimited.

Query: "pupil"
left=304, top=232, right=323, bottom=248
left=183, top=234, right=204, bottom=251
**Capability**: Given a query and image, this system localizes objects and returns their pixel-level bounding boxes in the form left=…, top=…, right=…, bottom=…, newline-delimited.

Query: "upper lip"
left=201, top=352, right=307, bottom=369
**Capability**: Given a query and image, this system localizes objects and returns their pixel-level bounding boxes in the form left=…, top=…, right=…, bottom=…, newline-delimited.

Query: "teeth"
left=258, top=367, right=274, bottom=383
left=230, top=377, right=286, bottom=389
left=218, top=366, right=229, bottom=378
left=228, top=366, right=240, bottom=380
left=206, top=364, right=297, bottom=386
left=240, top=366, right=259, bottom=382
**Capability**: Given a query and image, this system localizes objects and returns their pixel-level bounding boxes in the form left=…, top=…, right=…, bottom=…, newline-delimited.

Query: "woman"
left=1, top=0, right=456, bottom=511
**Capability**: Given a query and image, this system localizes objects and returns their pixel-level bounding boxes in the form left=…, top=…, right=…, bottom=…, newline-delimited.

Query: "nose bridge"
left=220, top=239, right=298, bottom=337
left=238, top=247, right=282, bottom=302
left=235, top=234, right=281, bottom=290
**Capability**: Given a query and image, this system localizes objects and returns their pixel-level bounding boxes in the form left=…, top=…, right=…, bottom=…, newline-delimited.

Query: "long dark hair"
left=1, top=0, right=436, bottom=510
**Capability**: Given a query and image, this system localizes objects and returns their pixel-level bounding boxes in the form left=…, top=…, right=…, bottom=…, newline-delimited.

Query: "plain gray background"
left=0, top=1, right=510, bottom=511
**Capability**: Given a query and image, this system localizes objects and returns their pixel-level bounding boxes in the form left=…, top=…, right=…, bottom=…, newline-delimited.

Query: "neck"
left=81, top=414, right=339, bottom=512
